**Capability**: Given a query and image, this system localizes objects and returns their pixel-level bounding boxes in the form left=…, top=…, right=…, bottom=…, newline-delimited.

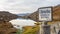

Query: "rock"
left=53, top=5, right=60, bottom=21
left=0, top=21, right=17, bottom=34
left=0, top=11, right=18, bottom=34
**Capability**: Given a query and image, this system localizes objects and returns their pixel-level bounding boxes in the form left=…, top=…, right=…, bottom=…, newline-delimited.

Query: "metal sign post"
left=38, top=7, right=52, bottom=34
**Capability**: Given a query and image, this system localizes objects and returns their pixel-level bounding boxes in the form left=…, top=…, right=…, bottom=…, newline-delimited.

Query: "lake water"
left=9, top=18, right=36, bottom=29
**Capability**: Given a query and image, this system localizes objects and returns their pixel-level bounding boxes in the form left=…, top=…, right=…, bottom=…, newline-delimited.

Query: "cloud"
left=0, top=0, right=60, bottom=14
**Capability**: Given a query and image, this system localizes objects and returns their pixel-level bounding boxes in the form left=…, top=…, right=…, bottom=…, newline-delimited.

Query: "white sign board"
left=39, top=7, right=52, bottom=21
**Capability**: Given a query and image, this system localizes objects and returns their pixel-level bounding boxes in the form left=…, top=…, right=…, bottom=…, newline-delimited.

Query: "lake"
left=9, top=18, right=36, bottom=29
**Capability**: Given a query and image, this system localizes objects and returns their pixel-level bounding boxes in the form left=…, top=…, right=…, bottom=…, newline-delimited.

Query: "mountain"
left=0, top=11, right=17, bottom=34
left=16, top=13, right=31, bottom=16
left=0, top=11, right=18, bottom=21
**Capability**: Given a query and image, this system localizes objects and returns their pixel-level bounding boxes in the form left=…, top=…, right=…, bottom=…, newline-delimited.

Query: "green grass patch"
left=16, top=29, right=22, bottom=34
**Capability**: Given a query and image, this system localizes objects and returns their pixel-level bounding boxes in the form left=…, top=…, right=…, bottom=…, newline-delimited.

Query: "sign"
left=38, top=7, right=52, bottom=21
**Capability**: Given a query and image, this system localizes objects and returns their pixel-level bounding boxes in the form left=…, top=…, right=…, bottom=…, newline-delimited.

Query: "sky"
left=0, top=0, right=60, bottom=14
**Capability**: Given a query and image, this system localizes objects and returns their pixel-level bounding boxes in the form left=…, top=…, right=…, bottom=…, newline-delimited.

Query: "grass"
left=16, top=29, right=22, bottom=34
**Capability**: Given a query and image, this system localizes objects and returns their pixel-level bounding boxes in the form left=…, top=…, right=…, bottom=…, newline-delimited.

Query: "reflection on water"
left=9, top=18, right=35, bottom=29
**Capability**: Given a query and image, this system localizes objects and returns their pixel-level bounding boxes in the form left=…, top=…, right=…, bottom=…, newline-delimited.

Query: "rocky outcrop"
left=53, top=5, right=60, bottom=21
left=0, top=21, right=17, bottom=34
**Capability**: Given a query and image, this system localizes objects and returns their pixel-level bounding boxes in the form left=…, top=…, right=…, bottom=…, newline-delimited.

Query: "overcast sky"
left=0, top=0, right=60, bottom=14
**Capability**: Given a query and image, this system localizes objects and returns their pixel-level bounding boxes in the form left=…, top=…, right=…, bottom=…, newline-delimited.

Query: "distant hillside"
left=16, top=13, right=31, bottom=16
left=0, top=11, right=18, bottom=21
